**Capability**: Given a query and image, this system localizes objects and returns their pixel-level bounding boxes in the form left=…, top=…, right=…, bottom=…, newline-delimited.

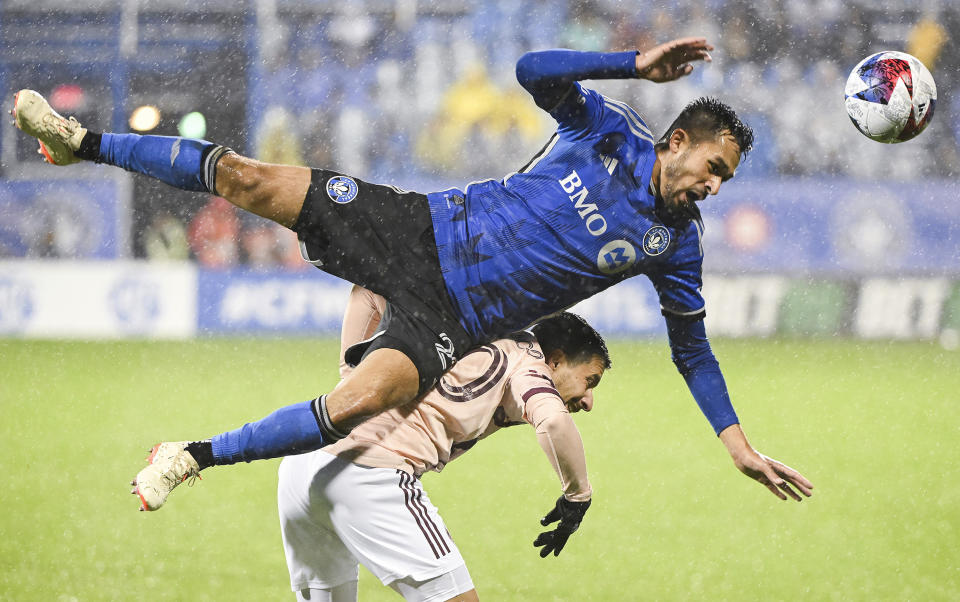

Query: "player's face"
left=553, top=354, right=605, bottom=413
left=660, top=130, right=740, bottom=213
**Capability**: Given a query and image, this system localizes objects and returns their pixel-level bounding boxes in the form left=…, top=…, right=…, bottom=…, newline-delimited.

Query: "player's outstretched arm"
left=526, top=395, right=592, bottom=557
left=533, top=412, right=591, bottom=502
left=718, top=424, right=814, bottom=501
left=664, top=315, right=814, bottom=501
left=516, top=49, right=639, bottom=111
left=515, top=37, right=713, bottom=112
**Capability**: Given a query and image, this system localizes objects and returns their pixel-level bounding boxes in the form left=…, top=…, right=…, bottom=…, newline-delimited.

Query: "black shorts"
left=291, top=168, right=473, bottom=395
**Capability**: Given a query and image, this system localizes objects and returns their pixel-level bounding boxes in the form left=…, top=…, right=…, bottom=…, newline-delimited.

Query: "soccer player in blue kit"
left=13, top=37, right=813, bottom=514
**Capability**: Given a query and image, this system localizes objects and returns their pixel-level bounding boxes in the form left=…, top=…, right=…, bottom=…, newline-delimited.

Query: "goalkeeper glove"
left=533, top=496, right=591, bottom=557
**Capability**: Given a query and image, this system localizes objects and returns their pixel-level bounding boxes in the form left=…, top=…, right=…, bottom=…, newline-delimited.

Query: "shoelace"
left=184, top=471, right=202, bottom=487
left=158, top=455, right=202, bottom=488
left=41, top=113, right=78, bottom=136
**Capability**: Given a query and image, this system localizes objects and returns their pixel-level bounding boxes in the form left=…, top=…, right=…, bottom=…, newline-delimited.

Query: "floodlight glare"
left=129, top=105, right=161, bottom=131
left=178, top=111, right=207, bottom=139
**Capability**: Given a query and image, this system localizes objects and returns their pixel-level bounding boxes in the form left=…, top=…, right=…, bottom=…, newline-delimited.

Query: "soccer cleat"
left=12, top=89, right=86, bottom=165
left=132, top=442, right=201, bottom=512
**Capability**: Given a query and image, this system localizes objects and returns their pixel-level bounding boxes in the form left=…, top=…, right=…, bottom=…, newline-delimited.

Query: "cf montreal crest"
left=326, top=176, right=359, bottom=204
left=642, top=225, right=671, bottom=256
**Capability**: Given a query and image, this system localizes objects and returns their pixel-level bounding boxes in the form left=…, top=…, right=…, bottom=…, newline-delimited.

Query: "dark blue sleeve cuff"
left=683, top=362, right=740, bottom=435
left=665, top=314, right=740, bottom=435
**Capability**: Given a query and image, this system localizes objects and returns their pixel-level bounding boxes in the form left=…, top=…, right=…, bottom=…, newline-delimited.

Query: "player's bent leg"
left=213, top=153, right=311, bottom=228
left=128, top=348, right=418, bottom=510
left=204, top=348, right=418, bottom=467
left=325, top=348, right=420, bottom=432
left=317, top=456, right=472, bottom=601
left=279, top=455, right=362, bottom=599
left=387, top=565, right=477, bottom=602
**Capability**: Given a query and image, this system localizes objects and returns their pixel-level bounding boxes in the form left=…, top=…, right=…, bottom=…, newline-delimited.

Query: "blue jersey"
left=428, top=83, right=705, bottom=341
left=425, top=49, right=739, bottom=436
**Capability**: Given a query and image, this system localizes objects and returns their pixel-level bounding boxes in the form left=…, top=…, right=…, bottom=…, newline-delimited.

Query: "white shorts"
left=277, top=451, right=472, bottom=598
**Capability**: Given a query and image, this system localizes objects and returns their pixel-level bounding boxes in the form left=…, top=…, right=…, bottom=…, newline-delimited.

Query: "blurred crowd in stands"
left=251, top=0, right=960, bottom=187
left=4, top=0, right=958, bottom=265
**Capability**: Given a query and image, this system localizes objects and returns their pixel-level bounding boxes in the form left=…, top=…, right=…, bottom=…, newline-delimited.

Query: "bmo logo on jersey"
left=597, top=239, right=637, bottom=274
left=558, top=170, right=607, bottom=236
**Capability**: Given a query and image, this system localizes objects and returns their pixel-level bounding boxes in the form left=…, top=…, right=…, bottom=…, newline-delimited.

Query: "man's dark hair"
left=531, top=312, right=611, bottom=369
left=656, top=96, right=754, bottom=158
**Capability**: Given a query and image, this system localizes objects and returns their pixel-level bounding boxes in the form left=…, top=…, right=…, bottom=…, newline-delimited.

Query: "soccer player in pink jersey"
left=135, top=285, right=606, bottom=600
left=273, top=287, right=606, bottom=600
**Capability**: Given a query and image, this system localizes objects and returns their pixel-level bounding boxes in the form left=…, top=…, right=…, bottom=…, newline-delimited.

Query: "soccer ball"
left=844, top=51, right=937, bottom=143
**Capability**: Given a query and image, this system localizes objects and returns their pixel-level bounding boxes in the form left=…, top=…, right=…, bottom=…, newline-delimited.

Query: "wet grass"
left=1, top=338, right=957, bottom=600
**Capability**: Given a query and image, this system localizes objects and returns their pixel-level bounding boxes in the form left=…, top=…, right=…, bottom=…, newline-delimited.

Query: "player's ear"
left=669, top=128, right=689, bottom=152
left=545, top=349, right=566, bottom=370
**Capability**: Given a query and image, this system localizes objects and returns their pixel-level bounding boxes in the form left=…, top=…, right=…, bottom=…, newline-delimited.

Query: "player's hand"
left=533, top=496, right=591, bottom=557
left=733, top=449, right=814, bottom=501
left=719, top=424, right=813, bottom=501
left=636, top=37, right=714, bottom=82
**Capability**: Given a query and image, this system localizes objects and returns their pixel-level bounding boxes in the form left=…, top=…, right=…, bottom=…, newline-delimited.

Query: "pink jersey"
left=329, top=286, right=591, bottom=501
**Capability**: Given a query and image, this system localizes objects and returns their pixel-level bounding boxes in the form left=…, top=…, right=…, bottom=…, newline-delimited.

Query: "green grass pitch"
left=1, top=337, right=958, bottom=600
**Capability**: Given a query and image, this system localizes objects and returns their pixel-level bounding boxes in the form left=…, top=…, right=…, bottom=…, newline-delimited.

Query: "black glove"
left=533, top=496, right=591, bottom=557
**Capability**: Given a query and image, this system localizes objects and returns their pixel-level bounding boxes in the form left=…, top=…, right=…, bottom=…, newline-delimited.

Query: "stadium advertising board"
left=196, top=268, right=352, bottom=334
left=703, top=178, right=960, bottom=275
left=701, top=275, right=959, bottom=342
left=569, top=277, right=664, bottom=335
left=0, top=178, right=130, bottom=259
left=1, top=262, right=958, bottom=342
left=0, top=261, right=195, bottom=338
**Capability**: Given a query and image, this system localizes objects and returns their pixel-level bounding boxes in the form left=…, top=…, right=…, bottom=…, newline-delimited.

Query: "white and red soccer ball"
left=844, top=50, right=937, bottom=143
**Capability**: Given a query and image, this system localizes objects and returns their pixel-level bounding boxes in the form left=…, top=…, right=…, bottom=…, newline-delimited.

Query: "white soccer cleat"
left=11, top=89, right=86, bottom=165
left=132, top=442, right=201, bottom=512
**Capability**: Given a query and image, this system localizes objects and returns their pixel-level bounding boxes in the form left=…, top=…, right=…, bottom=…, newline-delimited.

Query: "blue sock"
left=210, top=399, right=329, bottom=465
left=97, top=133, right=230, bottom=193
